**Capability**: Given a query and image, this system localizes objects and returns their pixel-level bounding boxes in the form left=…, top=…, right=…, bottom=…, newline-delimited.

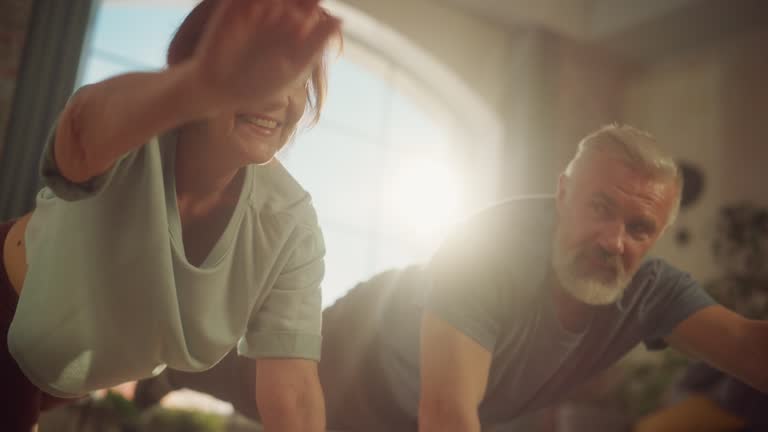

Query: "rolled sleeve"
left=238, top=224, right=325, bottom=361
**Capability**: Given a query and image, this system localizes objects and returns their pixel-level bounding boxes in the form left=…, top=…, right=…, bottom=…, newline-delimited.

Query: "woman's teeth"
left=239, top=115, right=279, bottom=129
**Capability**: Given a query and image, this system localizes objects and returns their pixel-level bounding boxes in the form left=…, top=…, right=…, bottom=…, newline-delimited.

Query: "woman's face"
left=207, top=78, right=309, bottom=165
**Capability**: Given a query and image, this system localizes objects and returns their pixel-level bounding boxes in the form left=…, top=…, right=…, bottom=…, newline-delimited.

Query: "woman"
left=0, top=0, right=341, bottom=430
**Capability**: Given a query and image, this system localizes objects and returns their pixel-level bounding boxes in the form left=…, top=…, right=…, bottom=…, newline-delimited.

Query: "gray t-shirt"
left=339, top=196, right=715, bottom=427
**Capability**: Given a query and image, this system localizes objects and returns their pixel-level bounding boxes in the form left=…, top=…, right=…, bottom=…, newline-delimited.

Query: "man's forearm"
left=744, top=319, right=768, bottom=392
left=419, top=401, right=480, bottom=432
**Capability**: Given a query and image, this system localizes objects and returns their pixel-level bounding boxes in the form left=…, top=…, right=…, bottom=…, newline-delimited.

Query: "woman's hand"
left=186, top=0, right=340, bottom=112
left=50, top=1, right=340, bottom=184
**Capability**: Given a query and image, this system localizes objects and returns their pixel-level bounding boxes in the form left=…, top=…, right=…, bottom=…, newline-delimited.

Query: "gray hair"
left=564, top=124, right=683, bottom=227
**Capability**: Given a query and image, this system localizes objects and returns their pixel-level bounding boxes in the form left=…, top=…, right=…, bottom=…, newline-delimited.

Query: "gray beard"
left=551, top=234, right=632, bottom=306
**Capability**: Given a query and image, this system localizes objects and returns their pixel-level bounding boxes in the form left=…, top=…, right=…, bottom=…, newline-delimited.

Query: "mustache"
left=573, top=246, right=625, bottom=277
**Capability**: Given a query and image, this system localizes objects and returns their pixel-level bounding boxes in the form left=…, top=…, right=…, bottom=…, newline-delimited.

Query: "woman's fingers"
left=198, top=0, right=260, bottom=56
left=292, top=13, right=341, bottom=66
left=262, top=0, right=284, bottom=27
left=295, top=0, right=321, bottom=12
left=185, top=0, right=340, bottom=107
left=294, top=7, right=323, bottom=41
left=207, top=0, right=244, bottom=38
left=248, top=1, right=339, bottom=64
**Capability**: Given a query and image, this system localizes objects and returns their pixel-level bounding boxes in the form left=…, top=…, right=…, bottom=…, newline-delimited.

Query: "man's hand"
left=255, top=358, right=325, bottom=432
left=419, top=311, right=492, bottom=432
left=187, top=0, right=340, bottom=113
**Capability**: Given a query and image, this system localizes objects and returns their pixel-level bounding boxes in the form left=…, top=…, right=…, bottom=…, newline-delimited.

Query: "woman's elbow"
left=53, top=87, right=116, bottom=183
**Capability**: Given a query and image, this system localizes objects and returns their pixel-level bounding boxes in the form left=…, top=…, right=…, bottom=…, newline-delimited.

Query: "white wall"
left=330, top=0, right=514, bottom=113
left=623, top=28, right=768, bottom=281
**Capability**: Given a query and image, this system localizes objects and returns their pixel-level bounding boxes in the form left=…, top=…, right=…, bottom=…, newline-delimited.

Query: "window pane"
left=281, top=125, right=381, bottom=231
left=321, top=58, right=392, bottom=138
left=79, top=56, right=136, bottom=86
left=320, top=226, right=376, bottom=306
left=88, top=5, right=186, bottom=68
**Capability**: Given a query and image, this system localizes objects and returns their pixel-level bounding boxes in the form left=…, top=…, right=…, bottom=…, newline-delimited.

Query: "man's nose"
left=597, top=222, right=625, bottom=256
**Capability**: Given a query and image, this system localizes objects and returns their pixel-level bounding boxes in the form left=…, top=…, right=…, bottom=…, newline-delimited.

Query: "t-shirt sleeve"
left=39, top=87, right=130, bottom=201
left=422, top=218, right=503, bottom=352
left=238, top=222, right=326, bottom=361
left=640, top=259, right=716, bottom=350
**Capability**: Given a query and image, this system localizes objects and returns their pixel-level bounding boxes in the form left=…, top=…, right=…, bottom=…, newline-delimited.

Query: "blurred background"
left=1, top=0, right=766, bottom=431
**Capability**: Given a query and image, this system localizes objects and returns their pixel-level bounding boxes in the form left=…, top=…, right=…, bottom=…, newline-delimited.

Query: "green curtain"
left=0, top=0, right=96, bottom=220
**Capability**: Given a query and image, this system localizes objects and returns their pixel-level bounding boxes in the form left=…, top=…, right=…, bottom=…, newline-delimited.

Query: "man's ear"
left=556, top=173, right=568, bottom=212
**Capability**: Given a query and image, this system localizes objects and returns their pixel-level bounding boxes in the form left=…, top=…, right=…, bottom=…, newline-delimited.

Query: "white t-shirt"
left=9, top=130, right=325, bottom=397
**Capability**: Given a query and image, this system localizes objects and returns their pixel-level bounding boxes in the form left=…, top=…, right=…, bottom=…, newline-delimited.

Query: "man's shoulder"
left=431, top=196, right=556, bottom=268
left=429, top=196, right=555, bottom=299
left=625, top=257, right=704, bottom=305
left=626, top=257, right=669, bottom=293
left=470, top=195, right=555, bottom=222
left=631, top=257, right=683, bottom=284
left=453, top=195, right=556, bottom=241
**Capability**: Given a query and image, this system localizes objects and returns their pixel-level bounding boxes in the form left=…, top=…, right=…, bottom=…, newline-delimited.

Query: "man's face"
left=553, top=151, right=678, bottom=305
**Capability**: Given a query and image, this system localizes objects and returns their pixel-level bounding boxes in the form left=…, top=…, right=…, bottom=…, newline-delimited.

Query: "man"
left=135, top=125, right=768, bottom=431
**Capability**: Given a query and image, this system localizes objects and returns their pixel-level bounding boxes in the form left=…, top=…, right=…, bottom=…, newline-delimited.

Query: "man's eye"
left=628, top=223, right=651, bottom=239
left=591, top=201, right=607, bottom=216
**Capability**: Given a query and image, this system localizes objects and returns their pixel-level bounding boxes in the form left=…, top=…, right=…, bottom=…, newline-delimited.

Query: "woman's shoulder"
left=247, top=159, right=317, bottom=221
